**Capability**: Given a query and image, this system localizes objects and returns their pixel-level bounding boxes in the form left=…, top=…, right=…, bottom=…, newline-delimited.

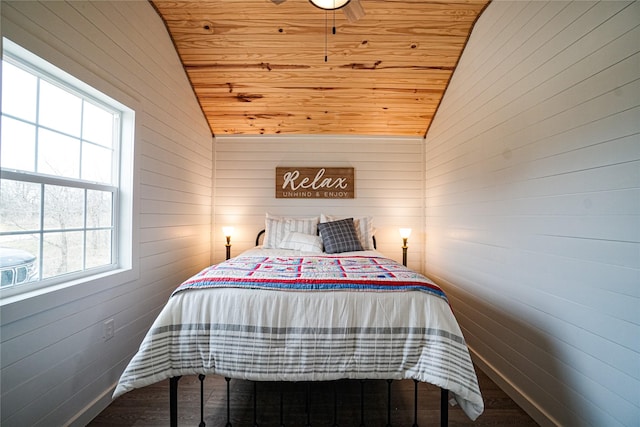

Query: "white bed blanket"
left=113, top=251, right=484, bottom=420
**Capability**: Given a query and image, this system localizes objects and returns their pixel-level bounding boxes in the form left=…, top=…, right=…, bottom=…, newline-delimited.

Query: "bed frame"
left=169, top=375, right=449, bottom=427
left=167, top=230, right=450, bottom=427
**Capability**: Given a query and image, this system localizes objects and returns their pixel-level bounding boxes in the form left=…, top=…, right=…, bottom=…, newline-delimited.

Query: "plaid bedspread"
left=113, top=253, right=484, bottom=420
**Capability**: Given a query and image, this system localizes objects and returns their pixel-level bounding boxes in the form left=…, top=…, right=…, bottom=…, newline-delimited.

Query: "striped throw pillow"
left=278, top=231, right=323, bottom=252
left=263, top=215, right=319, bottom=249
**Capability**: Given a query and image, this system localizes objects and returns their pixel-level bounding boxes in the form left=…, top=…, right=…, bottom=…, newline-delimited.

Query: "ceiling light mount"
left=309, top=0, right=350, bottom=11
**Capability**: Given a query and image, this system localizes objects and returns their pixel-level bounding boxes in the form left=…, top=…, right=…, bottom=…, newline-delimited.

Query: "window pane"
left=42, top=231, right=83, bottom=278
left=39, top=79, right=82, bottom=137
left=86, top=229, right=112, bottom=269
left=83, top=101, right=114, bottom=148
left=38, top=128, right=80, bottom=178
left=82, top=143, right=112, bottom=184
left=43, top=185, right=84, bottom=230
left=0, top=179, right=41, bottom=232
left=87, top=189, right=112, bottom=228
left=0, top=234, right=40, bottom=259
left=1, top=61, right=37, bottom=122
left=1, top=117, right=36, bottom=172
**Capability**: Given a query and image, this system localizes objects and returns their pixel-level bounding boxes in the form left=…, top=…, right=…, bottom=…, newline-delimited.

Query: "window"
left=1, top=39, right=134, bottom=296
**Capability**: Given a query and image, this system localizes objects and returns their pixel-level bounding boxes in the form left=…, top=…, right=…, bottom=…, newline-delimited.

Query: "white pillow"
left=278, top=231, right=323, bottom=252
left=263, top=214, right=319, bottom=249
left=320, top=214, right=375, bottom=250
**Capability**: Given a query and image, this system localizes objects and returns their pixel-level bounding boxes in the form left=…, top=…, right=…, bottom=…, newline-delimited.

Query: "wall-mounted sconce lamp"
left=222, top=227, right=234, bottom=260
left=399, top=228, right=411, bottom=266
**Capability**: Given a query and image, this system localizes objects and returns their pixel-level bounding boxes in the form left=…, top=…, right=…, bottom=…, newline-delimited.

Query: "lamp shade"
left=222, top=226, right=234, bottom=238
left=309, top=0, right=350, bottom=10
left=399, top=228, right=412, bottom=239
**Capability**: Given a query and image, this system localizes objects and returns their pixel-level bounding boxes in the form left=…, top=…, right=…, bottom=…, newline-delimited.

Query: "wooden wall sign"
left=276, top=167, right=354, bottom=199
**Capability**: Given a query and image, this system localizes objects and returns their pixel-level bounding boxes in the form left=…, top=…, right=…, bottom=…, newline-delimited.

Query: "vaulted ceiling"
left=151, top=0, right=490, bottom=137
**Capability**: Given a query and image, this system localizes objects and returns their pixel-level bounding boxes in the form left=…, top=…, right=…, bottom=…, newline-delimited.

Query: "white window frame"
left=0, top=38, right=137, bottom=302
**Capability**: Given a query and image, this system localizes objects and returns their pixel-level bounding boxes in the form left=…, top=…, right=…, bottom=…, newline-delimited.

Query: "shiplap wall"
left=213, top=136, right=424, bottom=269
left=0, top=2, right=212, bottom=426
left=424, top=1, right=639, bottom=426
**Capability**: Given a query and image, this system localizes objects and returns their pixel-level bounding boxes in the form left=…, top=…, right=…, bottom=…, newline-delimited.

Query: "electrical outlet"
left=103, top=318, right=115, bottom=341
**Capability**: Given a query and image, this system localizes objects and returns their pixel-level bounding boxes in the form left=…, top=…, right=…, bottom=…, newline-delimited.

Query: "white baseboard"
left=469, top=346, right=560, bottom=427
left=64, top=381, right=118, bottom=427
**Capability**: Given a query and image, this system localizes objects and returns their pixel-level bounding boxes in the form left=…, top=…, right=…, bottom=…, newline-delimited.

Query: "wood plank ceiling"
left=151, top=0, right=490, bottom=137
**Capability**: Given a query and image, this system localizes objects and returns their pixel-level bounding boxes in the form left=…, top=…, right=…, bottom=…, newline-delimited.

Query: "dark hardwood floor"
left=89, top=366, right=538, bottom=426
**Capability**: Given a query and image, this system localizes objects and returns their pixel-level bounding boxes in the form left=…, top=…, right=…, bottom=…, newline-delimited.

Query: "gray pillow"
left=317, top=218, right=364, bottom=254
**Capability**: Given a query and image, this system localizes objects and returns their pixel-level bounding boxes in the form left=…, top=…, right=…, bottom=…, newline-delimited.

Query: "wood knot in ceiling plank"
left=236, top=93, right=264, bottom=102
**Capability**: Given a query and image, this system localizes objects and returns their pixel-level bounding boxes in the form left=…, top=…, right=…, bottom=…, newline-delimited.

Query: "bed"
left=113, top=215, right=484, bottom=425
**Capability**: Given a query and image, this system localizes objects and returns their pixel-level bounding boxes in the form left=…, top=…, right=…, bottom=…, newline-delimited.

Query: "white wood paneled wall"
left=213, top=135, right=424, bottom=269
left=424, top=1, right=639, bottom=426
left=0, top=2, right=212, bottom=426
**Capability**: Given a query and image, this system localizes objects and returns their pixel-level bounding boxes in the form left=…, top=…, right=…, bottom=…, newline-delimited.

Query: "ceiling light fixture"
left=309, top=0, right=350, bottom=10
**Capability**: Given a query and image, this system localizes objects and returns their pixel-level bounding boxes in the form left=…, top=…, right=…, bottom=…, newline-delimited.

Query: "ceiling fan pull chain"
left=325, top=9, right=328, bottom=62
left=333, top=6, right=336, bottom=35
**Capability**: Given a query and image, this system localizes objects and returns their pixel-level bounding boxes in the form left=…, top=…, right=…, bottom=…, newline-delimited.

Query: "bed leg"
left=359, top=380, right=365, bottom=427
left=225, top=377, right=232, bottom=427
left=253, top=381, right=258, bottom=427
left=170, top=376, right=181, bottom=427
left=386, top=379, right=393, bottom=427
left=440, top=388, right=448, bottom=427
left=279, top=382, right=285, bottom=427
left=305, top=382, right=311, bottom=427
left=332, top=382, right=338, bottom=427
left=412, top=379, right=419, bottom=427
left=199, top=374, right=206, bottom=427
